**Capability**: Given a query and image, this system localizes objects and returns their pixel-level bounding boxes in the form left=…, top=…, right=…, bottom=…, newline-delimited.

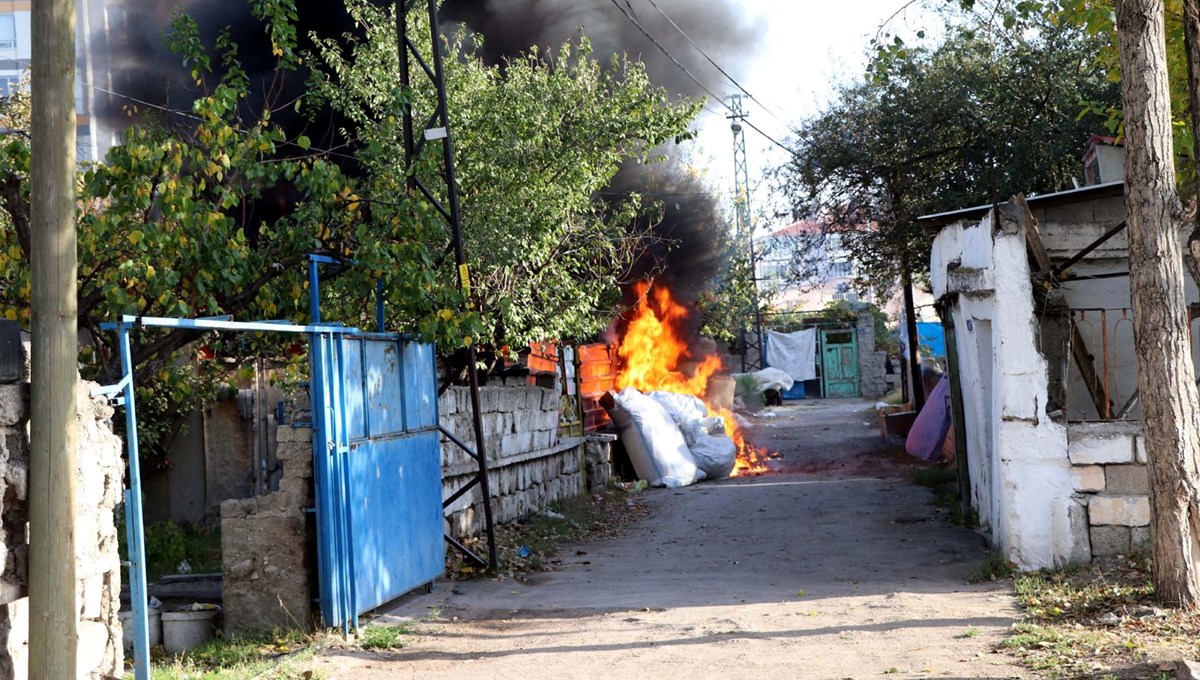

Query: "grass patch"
left=144, top=629, right=318, bottom=680
left=969, top=551, right=1015, bottom=583
left=359, top=624, right=412, bottom=650
left=1001, top=556, right=1200, bottom=678
left=448, top=485, right=648, bottom=580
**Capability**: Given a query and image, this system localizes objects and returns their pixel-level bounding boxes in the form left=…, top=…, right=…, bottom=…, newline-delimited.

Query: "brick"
left=1089, top=494, right=1151, bottom=526
left=1105, top=465, right=1149, bottom=495
left=1070, top=465, right=1105, bottom=492
left=1090, top=525, right=1132, bottom=557
left=1069, top=433, right=1134, bottom=465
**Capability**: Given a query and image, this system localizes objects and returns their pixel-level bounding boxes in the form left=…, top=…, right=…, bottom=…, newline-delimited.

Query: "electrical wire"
left=607, top=0, right=799, bottom=160
left=643, top=0, right=792, bottom=130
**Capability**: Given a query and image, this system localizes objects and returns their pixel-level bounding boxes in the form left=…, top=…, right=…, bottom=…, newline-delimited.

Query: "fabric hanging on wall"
left=766, top=329, right=818, bottom=382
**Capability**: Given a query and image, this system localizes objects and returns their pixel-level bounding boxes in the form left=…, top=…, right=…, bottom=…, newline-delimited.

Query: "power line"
left=643, top=0, right=791, bottom=130
left=607, top=0, right=798, bottom=160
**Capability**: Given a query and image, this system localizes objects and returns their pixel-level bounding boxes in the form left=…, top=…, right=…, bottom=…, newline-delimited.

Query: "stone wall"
left=220, top=425, right=312, bottom=635
left=440, top=386, right=589, bottom=538
left=856, top=313, right=889, bottom=399
left=1067, top=421, right=1152, bottom=559
left=0, top=380, right=123, bottom=679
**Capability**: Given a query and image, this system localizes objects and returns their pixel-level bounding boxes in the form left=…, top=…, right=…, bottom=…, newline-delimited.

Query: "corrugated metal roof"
left=917, top=181, right=1124, bottom=229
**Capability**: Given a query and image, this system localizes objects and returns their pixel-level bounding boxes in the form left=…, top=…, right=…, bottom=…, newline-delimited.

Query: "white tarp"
left=766, top=329, right=818, bottom=382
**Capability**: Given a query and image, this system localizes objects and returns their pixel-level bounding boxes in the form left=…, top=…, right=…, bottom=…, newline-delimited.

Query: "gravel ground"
left=300, top=398, right=1032, bottom=679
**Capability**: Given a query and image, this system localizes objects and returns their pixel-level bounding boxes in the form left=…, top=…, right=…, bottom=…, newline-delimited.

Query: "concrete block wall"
left=440, top=386, right=590, bottom=538
left=0, top=380, right=123, bottom=679
left=1066, top=422, right=1152, bottom=559
left=220, top=425, right=312, bottom=635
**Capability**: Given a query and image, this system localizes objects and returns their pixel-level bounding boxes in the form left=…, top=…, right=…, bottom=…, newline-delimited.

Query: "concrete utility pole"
left=727, top=94, right=764, bottom=372
left=29, top=0, right=78, bottom=674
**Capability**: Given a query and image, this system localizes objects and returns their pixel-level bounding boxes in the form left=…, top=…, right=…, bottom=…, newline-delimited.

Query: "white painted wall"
left=931, top=209, right=1084, bottom=569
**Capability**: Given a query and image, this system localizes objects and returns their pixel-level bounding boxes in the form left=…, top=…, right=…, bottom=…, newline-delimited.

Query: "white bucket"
left=118, top=606, right=163, bottom=650
left=162, top=605, right=221, bottom=654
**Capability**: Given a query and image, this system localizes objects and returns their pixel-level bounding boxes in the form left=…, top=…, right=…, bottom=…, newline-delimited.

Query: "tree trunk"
left=28, top=0, right=78, bottom=674
left=1116, top=0, right=1200, bottom=608
left=1183, top=0, right=1200, bottom=286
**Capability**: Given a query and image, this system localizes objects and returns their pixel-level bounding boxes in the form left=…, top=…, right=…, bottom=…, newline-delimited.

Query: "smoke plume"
left=94, top=0, right=761, bottom=299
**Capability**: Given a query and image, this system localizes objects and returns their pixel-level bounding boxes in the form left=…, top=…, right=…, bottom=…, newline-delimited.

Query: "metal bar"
left=903, top=263, right=924, bottom=412
left=118, top=324, right=151, bottom=680
left=89, top=372, right=130, bottom=398
left=375, top=280, right=386, bottom=333
left=403, top=35, right=437, bottom=82
left=1101, top=310, right=1112, bottom=419
left=309, top=258, right=322, bottom=324
left=426, top=0, right=497, bottom=571
left=100, top=316, right=356, bottom=335
left=411, top=176, right=453, bottom=222
left=1058, top=271, right=1130, bottom=281
left=442, top=474, right=480, bottom=508
left=444, top=534, right=487, bottom=567
left=411, top=109, right=441, bottom=159
left=1051, top=221, right=1127, bottom=277
left=939, top=301, right=973, bottom=527
left=438, top=424, right=479, bottom=460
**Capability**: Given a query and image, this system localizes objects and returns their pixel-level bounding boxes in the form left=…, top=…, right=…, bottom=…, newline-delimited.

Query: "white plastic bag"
left=686, top=416, right=736, bottom=479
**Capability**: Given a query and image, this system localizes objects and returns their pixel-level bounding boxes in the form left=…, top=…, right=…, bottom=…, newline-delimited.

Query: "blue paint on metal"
left=312, top=334, right=444, bottom=627
left=308, top=259, right=322, bottom=324
left=118, top=324, right=151, bottom=680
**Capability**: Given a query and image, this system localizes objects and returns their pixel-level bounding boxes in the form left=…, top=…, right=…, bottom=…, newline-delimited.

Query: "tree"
left=309, top=0, right=702, bottom=351
left=774, top=12, right=1118, bottom=299
left=1113, top=0, right=1200, bottom=608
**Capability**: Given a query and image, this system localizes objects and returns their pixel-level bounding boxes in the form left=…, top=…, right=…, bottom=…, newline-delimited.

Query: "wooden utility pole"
left=29, top=0, right=78, bottom=673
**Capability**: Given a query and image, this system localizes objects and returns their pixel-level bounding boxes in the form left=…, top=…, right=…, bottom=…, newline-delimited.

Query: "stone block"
left=1070, top=465, right=1105, bottom=493
left=1089, top=494, right=1151, bottom=527
left=1090, top=525, right=1132, bottom=557
left=1132, top=526, right=1152, bottom=551
left=1135, top=436, right=1148, bottom=464
left=1069, top=433, right=1134, bottom=465
left=0, top=385, right=25, bottom=428
left=276, top=425, right=312, bottom=445
left=1105, top=465, right=1149, bottom=495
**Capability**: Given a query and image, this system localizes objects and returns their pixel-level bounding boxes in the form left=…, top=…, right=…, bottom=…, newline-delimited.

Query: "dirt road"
left=303, top=399, right=1030, bottom=679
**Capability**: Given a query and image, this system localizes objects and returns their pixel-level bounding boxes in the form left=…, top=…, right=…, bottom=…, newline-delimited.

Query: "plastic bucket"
left=118, top=605, right=162, bottom=651
left=162, top=605, right=221, bottom=654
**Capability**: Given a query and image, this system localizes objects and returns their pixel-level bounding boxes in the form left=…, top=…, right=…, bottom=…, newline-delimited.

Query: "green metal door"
left=821, top=329, right=860, bottom=398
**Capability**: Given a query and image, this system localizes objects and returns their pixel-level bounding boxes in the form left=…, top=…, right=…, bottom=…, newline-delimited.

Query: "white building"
left=921, top=182, right=1173, bottom=569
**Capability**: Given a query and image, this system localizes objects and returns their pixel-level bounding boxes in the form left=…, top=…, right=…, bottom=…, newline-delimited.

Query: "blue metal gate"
left=311, top=331, right=444, bottom=629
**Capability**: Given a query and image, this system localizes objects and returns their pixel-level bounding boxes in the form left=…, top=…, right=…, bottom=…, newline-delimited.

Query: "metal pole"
left=29, top=0, right=78, bottom=673
left=939, top=302, right=973, bottom=526
left=118, top=325, right=151, bottom=680
left=902, top=261, right=925, bottom=412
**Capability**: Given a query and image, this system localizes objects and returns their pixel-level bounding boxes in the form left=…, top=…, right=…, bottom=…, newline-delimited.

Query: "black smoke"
left=440, top=0, right=761, bottom=302
left=94, top=0, right=761, bottom=298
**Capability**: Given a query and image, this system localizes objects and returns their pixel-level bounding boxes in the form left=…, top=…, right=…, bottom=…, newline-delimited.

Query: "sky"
left=689, top=0, right=938, bottom=231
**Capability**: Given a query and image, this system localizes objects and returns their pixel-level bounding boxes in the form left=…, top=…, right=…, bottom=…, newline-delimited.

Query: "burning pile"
left=612, top=282, right=770, bottom=478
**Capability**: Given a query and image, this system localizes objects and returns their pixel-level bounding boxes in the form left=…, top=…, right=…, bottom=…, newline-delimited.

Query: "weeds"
left=117, top=514, right=222, bottom=581
left=448, top=485, right=648, bottom=580
left=969, top=551, right=1015, bottom=583
left=1001, top=556, right=1200, bottom=678
left=359, top=624, right=411, bottom=650
left=146, top=629, right=318, bottom=680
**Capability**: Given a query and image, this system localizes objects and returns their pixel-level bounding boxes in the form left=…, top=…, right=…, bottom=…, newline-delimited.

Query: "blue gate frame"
left=96, top=310, right=445, bottom=679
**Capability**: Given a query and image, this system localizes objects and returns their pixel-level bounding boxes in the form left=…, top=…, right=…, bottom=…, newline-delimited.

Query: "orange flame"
left=615, top=282, right=769, bottom=476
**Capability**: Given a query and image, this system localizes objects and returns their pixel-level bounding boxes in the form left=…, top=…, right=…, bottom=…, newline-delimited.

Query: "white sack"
left=733, top=367, right=795, bottom=394
left=649, top=391, right=708, bottom=429
left=610, top=388, right=704, bottom=488
left=686, top=417, right=736, bottom=479
left=766, top=329, right=818, bottom=382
